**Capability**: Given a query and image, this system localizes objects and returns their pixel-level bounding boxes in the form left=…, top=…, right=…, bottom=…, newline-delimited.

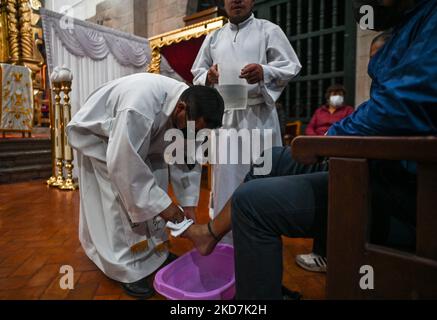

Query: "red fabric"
left=305, top=105, right=355, bottom=136
left=161, top=36, right=206, bottom=84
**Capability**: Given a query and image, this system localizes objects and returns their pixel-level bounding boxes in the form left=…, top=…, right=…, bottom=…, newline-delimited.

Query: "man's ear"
left=175, top=101, right=187, bottom=114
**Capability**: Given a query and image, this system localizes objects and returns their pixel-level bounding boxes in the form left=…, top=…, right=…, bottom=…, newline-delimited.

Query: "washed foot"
left=183, top=224, right=218, bottom=256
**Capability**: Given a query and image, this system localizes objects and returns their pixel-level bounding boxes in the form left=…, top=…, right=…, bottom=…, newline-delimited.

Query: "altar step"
left=0, top=138, right=52, bottom=184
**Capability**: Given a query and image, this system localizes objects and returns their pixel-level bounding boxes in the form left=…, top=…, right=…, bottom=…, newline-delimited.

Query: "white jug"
left=217, top=62, right=248, bottom=111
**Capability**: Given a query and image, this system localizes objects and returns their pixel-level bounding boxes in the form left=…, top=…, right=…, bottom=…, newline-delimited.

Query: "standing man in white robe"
left=191, top=0, right=301, bottom=232
left=66, top=73, right=224, bottom=298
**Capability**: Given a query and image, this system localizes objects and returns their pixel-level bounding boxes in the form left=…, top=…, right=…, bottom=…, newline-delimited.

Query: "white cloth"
left=40, top=9, right=150, bottom=68
left=41, top=9, right=151, bottom=179
left=166, top=218, right=194, bottom=238
left=191, top=14, right=302, bottom=222
left=41, top=9, right=150, bottom=117
left=67, top=73, right=202, bottom=283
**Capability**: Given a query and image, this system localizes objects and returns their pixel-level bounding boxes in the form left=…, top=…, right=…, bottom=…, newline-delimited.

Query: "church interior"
left=0, top=0, right=436, bottom=301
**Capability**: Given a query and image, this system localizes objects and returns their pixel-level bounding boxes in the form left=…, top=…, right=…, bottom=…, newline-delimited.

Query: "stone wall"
left=355, top=28, right=378, bottom=107
left=87, top=0, right=135, bottom=35
left=48, top=1, right=376, bottom=108
left=86, top=0, right=189, bottom=38
left=147, top=0, right=190, bottom=37
left=45, top=0, right=106, bottom=20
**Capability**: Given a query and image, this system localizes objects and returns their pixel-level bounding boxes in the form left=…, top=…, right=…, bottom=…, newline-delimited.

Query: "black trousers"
left=232, top=147, right=416, bottom=300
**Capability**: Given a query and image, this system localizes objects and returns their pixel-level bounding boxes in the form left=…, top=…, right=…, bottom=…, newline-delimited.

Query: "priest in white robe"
left=191, top=0, right=301, bottom=237
left=66, top=73, right=224, bottom=298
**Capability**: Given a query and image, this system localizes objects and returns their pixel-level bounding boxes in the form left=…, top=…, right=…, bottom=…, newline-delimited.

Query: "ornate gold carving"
left=6, top=0, right=20, bottom=63
left=147, top=16, right=226, bottom=74
left=51, top=83, right=65, bottom=188
left=60, top=80, right=78, bottom=191
left=47, top=87, right=56, bottom=186
left=60, top=161, right=78, bottom=191
left=147, top=46, right=162, bottom=74
left=148, top=16, right=226, bottom=47
left=18, top=0, right=33, bottom=61
left=30, top=0, right=41, bottom=11
left=0, top=2, right=9, bottom=62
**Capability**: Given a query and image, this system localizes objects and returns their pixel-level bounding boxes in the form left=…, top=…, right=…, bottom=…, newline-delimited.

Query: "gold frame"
left=147, top=16, right=227, bottom=74
left=147, top=17, right=226, bottom=191
left=286, top=120, right=302, bottom=137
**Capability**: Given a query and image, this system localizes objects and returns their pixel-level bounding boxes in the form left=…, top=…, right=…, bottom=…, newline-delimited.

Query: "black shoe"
left=164, top=252, right=179, bottom=266
left=121, top=253, right=179, bottom=299
left=121, top=277, right=155, bottom=299
left=282, top=286, right=303, bottom=300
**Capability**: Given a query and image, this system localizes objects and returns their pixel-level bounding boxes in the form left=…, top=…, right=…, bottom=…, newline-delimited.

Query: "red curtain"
left=161, top=36, right=206, bottom=84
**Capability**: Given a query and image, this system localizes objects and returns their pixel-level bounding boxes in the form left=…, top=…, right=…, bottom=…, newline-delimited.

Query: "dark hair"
left=325, top=84, right=346, bottom=101
left=180, top=85, right=225, bottom=129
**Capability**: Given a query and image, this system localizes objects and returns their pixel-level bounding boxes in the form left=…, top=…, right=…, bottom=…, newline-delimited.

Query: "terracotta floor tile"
left=10, top=254, right=49, bottom=277
left=39, top=272, right=82, bottom=300
left=26, top=264, right=61, bottom=288
left=0, top=276, right=30, bottom=290
left=0, top=180, right=326, bottom=300
left=95, top=279, right=124, bottom=296
left=0, top=267, right=14, bottom=279
left=78, top=270, right=108, bottom=285
left=0, top=249, right=35, bottom=269
left=66, top=283, right=99, bottom=300
left=94, top=295, right=121, bottom=300
left=0, top=286, right=46, bottom=300
left=118, top=293, right=137, bottom=300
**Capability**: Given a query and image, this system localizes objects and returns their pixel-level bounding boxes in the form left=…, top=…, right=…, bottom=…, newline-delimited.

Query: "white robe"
left=67, top=73, right=201, bottom=283
left=192, top=14, right=301, bottom=222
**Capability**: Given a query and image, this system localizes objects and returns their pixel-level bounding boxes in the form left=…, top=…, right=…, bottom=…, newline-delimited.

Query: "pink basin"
left=154, top=244, right=235, bottom=300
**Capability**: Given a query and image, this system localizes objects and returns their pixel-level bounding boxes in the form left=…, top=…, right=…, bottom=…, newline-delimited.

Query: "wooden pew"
left=292, top=136, right=437, bottom=299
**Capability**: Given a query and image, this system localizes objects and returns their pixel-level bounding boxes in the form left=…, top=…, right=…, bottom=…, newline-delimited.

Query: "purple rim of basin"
left=154, top=244, right=235, bottom=300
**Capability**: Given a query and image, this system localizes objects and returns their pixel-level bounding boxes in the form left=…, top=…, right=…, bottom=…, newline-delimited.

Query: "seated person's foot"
left=121, top=277, right=155, bottom=299
left=183, top=223, right=218, bottom=256
left=295, top=253, right=327, bottom=273
left=282, top=286, right=302, bottom=300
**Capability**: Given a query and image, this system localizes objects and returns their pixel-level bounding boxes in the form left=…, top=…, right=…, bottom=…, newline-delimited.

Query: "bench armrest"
left=291, top=136, right=437, bottom=164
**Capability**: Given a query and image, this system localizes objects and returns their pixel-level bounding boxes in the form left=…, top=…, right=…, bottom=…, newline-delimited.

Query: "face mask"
left=329, top=95, right=344, bottom=107
left=180, top=125, right=199, bottom=171
left=353, top=0, right=405, bottom=31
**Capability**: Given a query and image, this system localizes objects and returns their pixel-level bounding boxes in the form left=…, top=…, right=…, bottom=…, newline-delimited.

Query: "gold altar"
left=0, top=0, right=46, bottom=134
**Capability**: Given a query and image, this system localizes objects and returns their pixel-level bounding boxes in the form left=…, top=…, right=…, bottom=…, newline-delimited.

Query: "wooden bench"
left=292, top=136, right=437, bottom=299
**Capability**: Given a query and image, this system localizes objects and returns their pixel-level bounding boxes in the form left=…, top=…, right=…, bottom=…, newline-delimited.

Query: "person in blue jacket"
left=215, top=0, right=436, bottom=299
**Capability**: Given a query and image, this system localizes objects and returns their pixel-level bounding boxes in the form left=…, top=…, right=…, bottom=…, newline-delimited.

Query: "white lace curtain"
left=41, top=8, right=151, bottom=115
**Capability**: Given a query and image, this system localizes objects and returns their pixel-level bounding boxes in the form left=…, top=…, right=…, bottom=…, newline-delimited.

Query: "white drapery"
left=41, top=9, right=151, bottom=178
left=40, top=8, right=151, bottom=115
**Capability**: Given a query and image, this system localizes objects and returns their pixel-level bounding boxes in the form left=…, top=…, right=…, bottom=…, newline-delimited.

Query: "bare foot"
left=183, top=224, right=219, bottom=256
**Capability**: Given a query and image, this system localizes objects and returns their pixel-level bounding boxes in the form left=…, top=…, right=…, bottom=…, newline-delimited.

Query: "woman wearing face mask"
left=305, top=84, right=354, bottom=137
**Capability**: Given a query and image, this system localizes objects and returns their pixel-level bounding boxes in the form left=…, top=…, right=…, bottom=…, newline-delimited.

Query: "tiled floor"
left=0, top=180, right=326, bottom=300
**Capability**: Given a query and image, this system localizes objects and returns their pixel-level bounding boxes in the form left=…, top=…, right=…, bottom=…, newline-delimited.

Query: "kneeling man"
left=67, top=73, right=224, bottom=298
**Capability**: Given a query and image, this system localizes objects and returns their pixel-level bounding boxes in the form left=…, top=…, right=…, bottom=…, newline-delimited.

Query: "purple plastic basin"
left=154, top=244, right=235, bottom=300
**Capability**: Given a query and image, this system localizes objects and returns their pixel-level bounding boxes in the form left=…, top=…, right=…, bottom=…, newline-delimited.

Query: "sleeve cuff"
left=178, top=196, right=199, bottom=208
left=194, top=71, right=209, bottom=86
left=261, top=65, right=274, bottom=84
left=130, top=195, right=173, bottom=224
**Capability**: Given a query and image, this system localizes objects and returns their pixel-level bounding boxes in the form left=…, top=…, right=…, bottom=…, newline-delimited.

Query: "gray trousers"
left=231, top=147, right=416, bottom=300
left=232, top=147, right=328, bottom=300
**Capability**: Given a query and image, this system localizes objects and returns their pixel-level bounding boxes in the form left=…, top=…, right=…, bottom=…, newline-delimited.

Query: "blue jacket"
left=328, top=0, right=437, bottom=136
